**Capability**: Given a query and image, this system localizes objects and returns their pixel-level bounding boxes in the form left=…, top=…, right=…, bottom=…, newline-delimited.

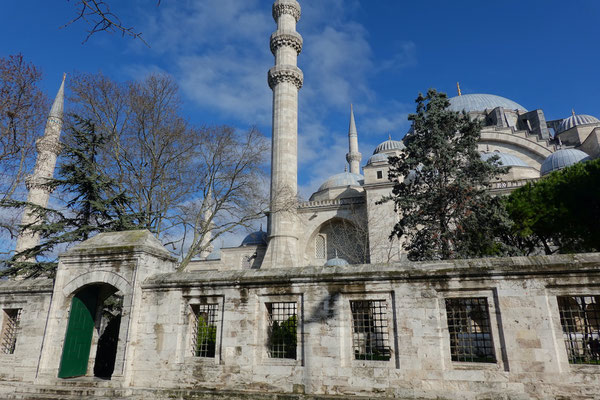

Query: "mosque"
left=1, top=1, right=600, bottom=399
left=203, top=88, right=599, bottom=272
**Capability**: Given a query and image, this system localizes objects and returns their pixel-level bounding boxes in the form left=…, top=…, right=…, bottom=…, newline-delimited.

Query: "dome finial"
left=388, top=133, right=391, bottom=141
left=572, top=108, right=576, bottom=117
left=457, top=82, right=462, bottom=96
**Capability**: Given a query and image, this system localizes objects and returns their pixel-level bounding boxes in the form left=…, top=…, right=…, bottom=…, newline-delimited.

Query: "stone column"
left=346, top=104, right=362, bottom=174
left=15, top=74, right=66, bottom=258
left=264, top=0, right=303, bottom=268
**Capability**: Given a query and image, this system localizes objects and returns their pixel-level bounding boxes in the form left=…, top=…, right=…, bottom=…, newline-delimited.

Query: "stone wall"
left=2, top=234, right=600, bottom=400
left=134, top=253, right=600, bottom=399
left=0, top=279, right=52, bottom=383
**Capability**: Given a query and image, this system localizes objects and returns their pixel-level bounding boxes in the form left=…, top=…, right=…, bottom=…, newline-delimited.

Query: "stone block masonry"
left=1, top=229, right=600, bottom=399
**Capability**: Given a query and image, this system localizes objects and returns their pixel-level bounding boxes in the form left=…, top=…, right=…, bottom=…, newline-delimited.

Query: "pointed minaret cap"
left=349, top=104, right=357, bottom=137
left=49, top=73, right=66, bottom=118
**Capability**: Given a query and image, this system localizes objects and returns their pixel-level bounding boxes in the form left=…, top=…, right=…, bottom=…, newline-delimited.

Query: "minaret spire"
left=264, top=0, right=303, bottom=268
left=15, top=74, right=66, bottom=259
left=198, top=188, right=214, bottom=260
left=346, top=104, right=362, bottom=174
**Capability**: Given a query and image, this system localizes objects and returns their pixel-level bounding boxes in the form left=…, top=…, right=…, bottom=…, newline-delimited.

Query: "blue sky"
left=2, top=0, right=600, bottom=202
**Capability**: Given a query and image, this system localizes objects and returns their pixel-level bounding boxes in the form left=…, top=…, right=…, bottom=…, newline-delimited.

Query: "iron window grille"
left=557, top=295, right=600, bottom=365
left=445, top=298, right=496, bottom=363
left=315, top=235, right=326, bottom=259
left=1, top=309, right=22, bottom=355
left=191, top=304, right=218, bottom=358
left=266, top=302, right=297, bottom=359
left=349, top=300, right=391, bottom=361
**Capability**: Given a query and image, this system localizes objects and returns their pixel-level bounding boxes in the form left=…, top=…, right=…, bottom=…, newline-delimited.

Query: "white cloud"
left=133, top=0, right=417, bottom=203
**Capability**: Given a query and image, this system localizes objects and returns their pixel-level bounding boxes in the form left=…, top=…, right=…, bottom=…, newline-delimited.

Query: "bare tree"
left=68, top=72, right=270, bottom=264
left=0, top=54, right=47, bottom=203
left=65, top=0, right=161, bottom=45
left=177, top=126, right=270, bottom=270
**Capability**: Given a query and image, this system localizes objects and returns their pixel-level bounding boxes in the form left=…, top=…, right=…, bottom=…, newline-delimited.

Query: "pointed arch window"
left=315, top=234, right=326, bottom=259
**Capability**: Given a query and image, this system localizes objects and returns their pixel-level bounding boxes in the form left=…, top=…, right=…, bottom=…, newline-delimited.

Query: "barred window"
left=350, top=300, right=391, bottom=361
left=1, top=309, right=21, bottom=355
left=266, top=302, right=297, bottom=359
left=557, top=296, right=600, bottom=365
left=445, top=298, right=496, bottom=363
left=315, top=235, right=326, bottom=259
left=191, top=304, right=218, bottom=358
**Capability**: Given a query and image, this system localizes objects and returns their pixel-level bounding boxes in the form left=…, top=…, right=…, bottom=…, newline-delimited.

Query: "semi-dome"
left=540, top=149, right=591, bottom=176
left=448, top=94, right=528, bottom=113
left=325, top=257, right=349, bottom=267
left=373, top=138, right=405, bottom=154
left=366, top=153, right=389, bottom=166
left=480, top=152, right=529, bottom=167
left=318, top=172, right=364, bottom=191
left=557, top=114, right=600, bottom=134
left=241, top=230, right=267, bottom=246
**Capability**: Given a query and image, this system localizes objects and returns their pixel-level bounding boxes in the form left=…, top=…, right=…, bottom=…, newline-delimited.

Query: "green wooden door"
left=58, top=287, right=98, bottom=378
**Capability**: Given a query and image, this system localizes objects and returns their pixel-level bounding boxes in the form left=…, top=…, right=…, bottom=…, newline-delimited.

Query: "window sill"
left=184, top=356, right=220, bottom=366
left=451, top=361, right=500, bottom=370
left=351, top=359, right=393, bottom=368
left=262, top=357, right=302, bottom=367
left=570, top=364, right=600, bottom=374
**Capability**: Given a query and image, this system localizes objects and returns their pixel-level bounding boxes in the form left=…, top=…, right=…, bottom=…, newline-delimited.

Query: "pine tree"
left=506, top=158, right=600, bottom=254
left=2, top=117, right=139, bottom=278
left=386, top=89, right=516, bottom=261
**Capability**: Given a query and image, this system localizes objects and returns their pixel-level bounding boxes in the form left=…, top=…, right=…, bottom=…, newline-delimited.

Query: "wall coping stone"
left=143, top=252, right=600, bottom=289
left=60, top=229, right=176, bottom=261
left=0, top=277, right=53, bottom=294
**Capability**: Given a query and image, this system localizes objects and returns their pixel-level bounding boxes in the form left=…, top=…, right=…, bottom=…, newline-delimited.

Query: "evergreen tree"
left=2, top=117, right=138, bottom=278
left=506, top=158, right=600, bottom=254
left=386, top=89, right=516, bottom=261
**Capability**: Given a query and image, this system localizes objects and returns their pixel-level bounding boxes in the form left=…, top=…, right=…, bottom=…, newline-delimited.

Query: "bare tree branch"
left=64, top=0, right=160, bottom=46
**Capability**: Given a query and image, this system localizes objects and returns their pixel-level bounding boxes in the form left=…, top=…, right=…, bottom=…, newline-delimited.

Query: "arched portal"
left=315, top=218, right=369, bottom=264
left=58, top=283, right=123, bottom=379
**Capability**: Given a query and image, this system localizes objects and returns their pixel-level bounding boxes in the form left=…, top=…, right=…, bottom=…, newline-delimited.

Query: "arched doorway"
left=58, top=283, right=123, bottom=379
left=315, top=218, right=369, bottom=264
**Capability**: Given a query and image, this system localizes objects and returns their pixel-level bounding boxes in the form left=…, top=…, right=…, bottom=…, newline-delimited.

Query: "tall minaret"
left=198, top=189, right=214, bottom=260
left=264, top=0, right=303, bottom=268
left=346, top=104, right=362, bottom=174
left=15, top=74, right=66, bottom=257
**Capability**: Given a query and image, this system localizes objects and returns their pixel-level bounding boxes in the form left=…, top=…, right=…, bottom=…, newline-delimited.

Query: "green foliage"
left=2, top=116, right=139, bottom=278
left=269, top=315, right=297, bottom=359
left=195, top=314, right=217, bottom=358
left=506, top=158, right=600, bottom=254
left=385, top=89, right=517, bottom=261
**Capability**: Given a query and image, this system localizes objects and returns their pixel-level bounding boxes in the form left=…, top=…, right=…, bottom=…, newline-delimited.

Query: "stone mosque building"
left=1, top=1, right=600, bottom=399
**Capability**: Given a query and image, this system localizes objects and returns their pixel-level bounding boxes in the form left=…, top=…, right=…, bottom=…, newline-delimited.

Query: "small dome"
left=557, top=114, right=600, bottom=134
left=318, top=172, right=364, bottom=191
left=241, top=230, right=267, bottom=246
left=480, top=152, right=529, bottom=167
left=325, top=257, right=349, bottom=267
left=540, top=149, right=591, bottom=176
left=448, top=94, right=527, bottom=113
left=373, top=139, right=405, bottom=155
left=366, top=153, right=389, bottom=166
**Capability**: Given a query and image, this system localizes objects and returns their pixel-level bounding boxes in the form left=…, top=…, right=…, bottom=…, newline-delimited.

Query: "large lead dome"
left=448, top=94, right=528, bottom=113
